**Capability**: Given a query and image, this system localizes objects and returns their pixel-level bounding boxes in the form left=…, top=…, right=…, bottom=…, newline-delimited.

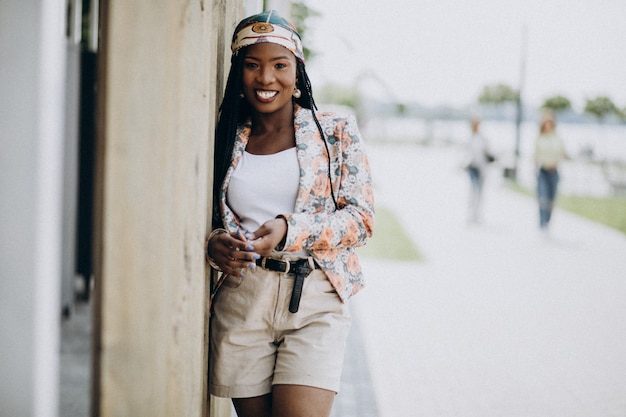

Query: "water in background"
left=363, top=117, right=626, bottom=197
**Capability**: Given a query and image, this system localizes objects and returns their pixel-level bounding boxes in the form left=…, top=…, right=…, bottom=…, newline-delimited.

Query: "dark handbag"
left=485, top=151, right=496, bottom=163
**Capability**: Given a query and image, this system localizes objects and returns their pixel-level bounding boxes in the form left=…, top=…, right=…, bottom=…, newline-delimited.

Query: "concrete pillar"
left=93, top=1, right=242, bottom=416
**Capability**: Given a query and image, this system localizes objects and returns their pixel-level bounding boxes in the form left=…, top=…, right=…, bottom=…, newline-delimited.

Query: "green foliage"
left=541, top=95, right=572, bottom=113
left=584, top=96, right=618, bottom=121
left=396, top=102, right=407, bottom=116
left=478, top=83, right=519, bottom=104
left=290, top=2, right=321, bottom=62
left=358, top=206, right=423, bottom=261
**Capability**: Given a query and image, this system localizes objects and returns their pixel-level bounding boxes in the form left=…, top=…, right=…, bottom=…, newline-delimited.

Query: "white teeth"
left=256, top=90, right=277, bottom=99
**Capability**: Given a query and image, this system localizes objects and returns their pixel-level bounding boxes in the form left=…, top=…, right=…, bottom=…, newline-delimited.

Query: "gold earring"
left=292, top=88, right=301, bottom=99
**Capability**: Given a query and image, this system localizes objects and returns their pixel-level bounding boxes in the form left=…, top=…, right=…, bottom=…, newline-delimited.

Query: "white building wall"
left=0, top=1, right=67, bottom=416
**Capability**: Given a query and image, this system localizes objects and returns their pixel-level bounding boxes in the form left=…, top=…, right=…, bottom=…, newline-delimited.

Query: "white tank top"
left=227, top=148, right=300, bottom=234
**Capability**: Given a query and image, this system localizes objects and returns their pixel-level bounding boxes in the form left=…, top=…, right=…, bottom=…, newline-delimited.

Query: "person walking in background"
left=534, top=111, right=568, bottom=234
left=464, top=117, right=493, bottom=223
left=204, top=10, right=375, bottom=417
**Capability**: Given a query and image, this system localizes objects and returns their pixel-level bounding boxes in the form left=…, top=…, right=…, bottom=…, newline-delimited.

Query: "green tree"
left=395, top=102, right=406, bottom=117
left=584, top=96, right=618, bottom=122
left=541, top=95, right=572, bottom=114
left=290, top=2, right=320, bottom=62
left=616, top=106, right=626, bottom=123
left=478, top=83, right=519, bottom=104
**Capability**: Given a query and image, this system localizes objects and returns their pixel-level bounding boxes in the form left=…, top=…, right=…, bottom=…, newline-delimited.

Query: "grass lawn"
left=507, top=182, right=626, bottom=235
left=357, top=206, right=423, bottom=261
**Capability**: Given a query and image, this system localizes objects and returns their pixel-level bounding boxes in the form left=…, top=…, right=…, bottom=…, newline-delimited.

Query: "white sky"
left=303, top=0, right=626, bottom=110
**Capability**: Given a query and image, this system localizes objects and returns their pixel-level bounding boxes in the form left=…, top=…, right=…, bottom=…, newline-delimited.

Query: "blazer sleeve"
left=280, top=114, right=375, bottom=251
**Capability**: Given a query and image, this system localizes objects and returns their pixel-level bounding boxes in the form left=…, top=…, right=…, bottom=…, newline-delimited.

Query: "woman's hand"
left=248, top=217, right=288, bottom=256
left=207, top=230, right=260, bottom=276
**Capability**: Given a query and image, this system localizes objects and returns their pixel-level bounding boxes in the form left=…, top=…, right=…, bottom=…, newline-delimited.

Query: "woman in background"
left=534, top=111, right=568, bottom=234
left=464, top=117, right=492, bottom=223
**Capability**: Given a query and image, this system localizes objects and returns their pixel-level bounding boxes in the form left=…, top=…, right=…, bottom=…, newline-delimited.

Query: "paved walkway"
left=335, top=143, right=626, bottom=417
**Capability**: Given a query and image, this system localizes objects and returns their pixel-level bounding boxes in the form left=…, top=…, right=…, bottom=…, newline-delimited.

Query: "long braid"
left=213, top=53, right=247, bottom=228
left=296, top=62, right=339, bottom=210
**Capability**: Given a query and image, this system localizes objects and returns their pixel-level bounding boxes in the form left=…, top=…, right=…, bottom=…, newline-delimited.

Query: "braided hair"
left=212, top=47, right=338, bottom=229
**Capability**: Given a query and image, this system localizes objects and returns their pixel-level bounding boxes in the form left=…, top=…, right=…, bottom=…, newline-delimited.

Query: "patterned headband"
left=231, top=10, right=305, bottom=63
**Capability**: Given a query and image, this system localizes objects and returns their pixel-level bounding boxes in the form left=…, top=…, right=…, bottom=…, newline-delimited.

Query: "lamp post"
left=513, top=25, right=528, bottom=181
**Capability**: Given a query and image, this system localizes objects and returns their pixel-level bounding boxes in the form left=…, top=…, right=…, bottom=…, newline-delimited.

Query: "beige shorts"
left=209, top=264, right=351, bottom=399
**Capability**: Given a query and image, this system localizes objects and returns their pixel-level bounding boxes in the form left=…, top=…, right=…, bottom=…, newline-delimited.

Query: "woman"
left=464, top=117, right=492, bottom=223
left=534, top=111, right=567, bottom=233
left=205, top=10, right=375, bottom=417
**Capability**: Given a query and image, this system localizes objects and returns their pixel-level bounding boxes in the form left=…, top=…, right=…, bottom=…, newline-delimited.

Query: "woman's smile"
left=255, top=89, right=279, bottom=101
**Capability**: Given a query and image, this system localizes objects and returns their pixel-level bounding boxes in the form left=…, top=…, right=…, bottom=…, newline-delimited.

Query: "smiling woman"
left=205, top=10, right=375, bottom=417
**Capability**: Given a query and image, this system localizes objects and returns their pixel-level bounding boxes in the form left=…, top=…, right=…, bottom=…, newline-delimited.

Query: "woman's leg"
left=233, top=386, right=334, bottom=417
left=468, top=167, right=481, bottom=221
left=537, top=170, right=550, bottom=229
left=272, top=385, right=335, bottom=417
left=545, top=170, right=560, bottom=225
left=232, top=394, right=272, bottom=417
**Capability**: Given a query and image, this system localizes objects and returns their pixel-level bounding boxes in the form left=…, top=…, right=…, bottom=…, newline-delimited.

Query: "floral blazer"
left=218, top=105, right=375, bottom=302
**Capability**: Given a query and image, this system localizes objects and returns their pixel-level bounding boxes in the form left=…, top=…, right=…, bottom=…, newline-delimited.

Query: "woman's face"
left=242, top=42, right=298, bottom=116
left=542, top=119, right=555, bottom=133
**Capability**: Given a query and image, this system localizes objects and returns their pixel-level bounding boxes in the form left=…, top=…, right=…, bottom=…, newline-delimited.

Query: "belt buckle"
left=282, top=258, right=291, bottom=274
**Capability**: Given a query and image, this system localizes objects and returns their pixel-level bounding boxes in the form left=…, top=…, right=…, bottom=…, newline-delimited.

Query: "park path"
left=335, top=143, right=626, bottom=417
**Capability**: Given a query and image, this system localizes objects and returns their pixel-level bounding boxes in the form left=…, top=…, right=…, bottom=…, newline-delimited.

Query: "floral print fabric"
left=218, top=105, right=375, bottom=302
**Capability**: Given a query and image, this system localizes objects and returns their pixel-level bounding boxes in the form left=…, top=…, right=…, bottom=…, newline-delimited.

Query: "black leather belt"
left=256, top=257, right=319, bottom=313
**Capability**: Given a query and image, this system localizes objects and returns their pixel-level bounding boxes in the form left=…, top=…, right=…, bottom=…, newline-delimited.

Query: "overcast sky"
left=303, top=0, right=626, bottom=110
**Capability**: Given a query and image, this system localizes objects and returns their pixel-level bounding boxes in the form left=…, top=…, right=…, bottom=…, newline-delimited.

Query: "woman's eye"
left=275, top=63, right=287, bottom=69
left=244, top=62, right=258, bottom=69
